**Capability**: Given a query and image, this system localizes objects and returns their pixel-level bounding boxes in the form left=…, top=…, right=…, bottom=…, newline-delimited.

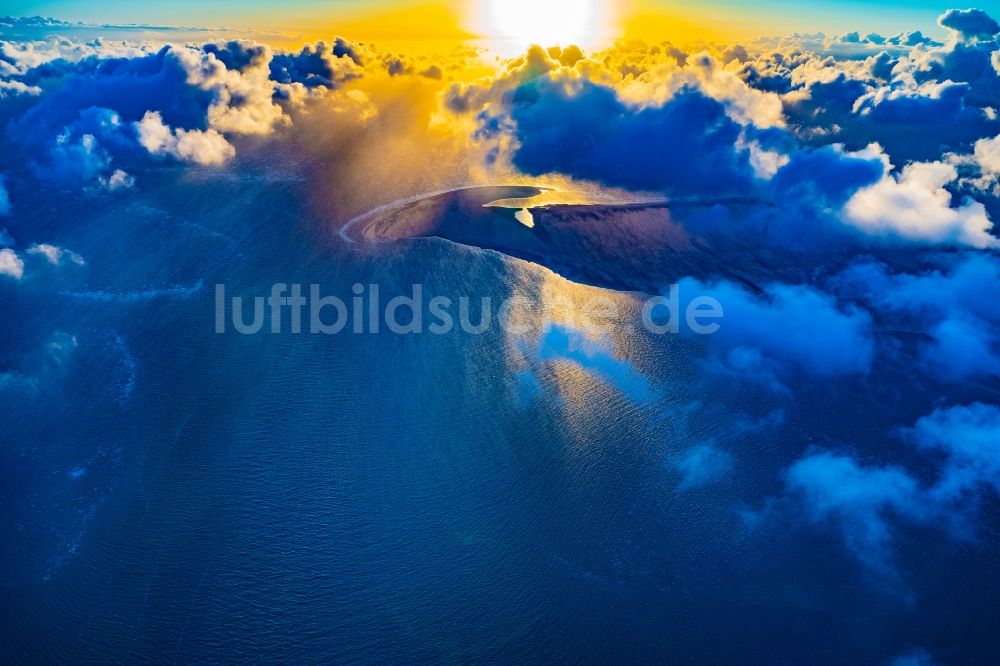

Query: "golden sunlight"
left=468, top=0, right=619, bottom=52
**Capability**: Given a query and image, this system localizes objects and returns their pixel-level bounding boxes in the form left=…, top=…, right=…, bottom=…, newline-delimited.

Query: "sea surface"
left=1, top=170, right=997, bottom=664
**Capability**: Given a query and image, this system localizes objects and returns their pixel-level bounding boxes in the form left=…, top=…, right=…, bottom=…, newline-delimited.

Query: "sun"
left=469, top=0, right=617, bottom=52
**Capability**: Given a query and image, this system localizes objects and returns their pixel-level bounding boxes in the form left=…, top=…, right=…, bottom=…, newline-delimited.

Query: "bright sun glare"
left=472, top=0, right=615, bottom=52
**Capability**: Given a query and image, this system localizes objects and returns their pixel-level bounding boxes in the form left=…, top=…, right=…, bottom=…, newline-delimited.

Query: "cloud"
left=0, top=331, right=77, bottom=394
left=21, top=107, right=138, bottom=190
left=781, top=66, right=870, bottom=128
left=889, top=647, right=939, bottom=666
left=269, top=39, right=364, bottom=89
left=551, top=45, right=585, bottom=67
left=909, top=403, right=1000, bottom=515
left=618, top=52, right=786, bottom=129
left=31, top=129, right=113, bottom=186
left=27, top=243, right=85, bottom=266
left=4, top=41, right=299, bottom=177
left=675, top=278, right=874, bottom=382
left=98, top=168, right=135, bottom=191
left=442, top=82, right=479, bottom=113
left=446, top=45, right=789, bottom=195
left=833, top=253, right=1000, bottom=381
left=384, top=56, right=411, bottom=77
left=136, top=110, right=234, bottom=165
left=9, top=46, right=218, bottom=144
left=0, top=16, right=72, bottom=29
left=0, top=34, right=150, bottom=78
left=923, top=316, right=1000, bottom=380
left=973, top=131, right=1000, bottom=175
left=834, top=253, right=1000, bottom=323
left=0, top=15, right=208, bottom=32
left=0, top=246, right=23, bottom=279
left=785, top=451, right=922, bottom=572
left=419, top=65, right=443, bottom=80
left=674, top=442, right=733, bottom=491
left=841, top=160, right=998, bottom=248
left=895, top=14, right=1000, bottom=110
left=892, top=31, right=938, bottom=47
left=938, top=8, right=1000, bottom=41
left=3, top=18, right=1000, bottom=255
left=165, top=44, right=287, bottom=136
left=0, top=18, right=999, bottom=660
left=761, top=142, right=887, bottom=244
left=0, top=34, right=399, bottom=195
left=202, top=40, right=270, bottom=73
left=3, top=20, right=998, bottom=253
left=0, top=243, right=85, bottom=281
left=779, top=143, right=889, bottom=203
left=740, top=15, right=1000, bottom=164
left=0, top=78, right=40, bottom=98
left=498, top=77, right=759, bottom=196
left=852, top=80, right=973, bottom=125
left=779, top=402, right=1000, bottom=572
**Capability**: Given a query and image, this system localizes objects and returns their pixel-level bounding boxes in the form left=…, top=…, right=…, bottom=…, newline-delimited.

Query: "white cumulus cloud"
left=136, top=111, right=236, bottom=166
left=0, top=247, right=24, bottom=279
left=841, top=160, right=998, bottom=248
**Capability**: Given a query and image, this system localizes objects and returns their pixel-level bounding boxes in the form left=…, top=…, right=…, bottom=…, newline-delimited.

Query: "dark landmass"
left=345, top=185, right=934, bottom=294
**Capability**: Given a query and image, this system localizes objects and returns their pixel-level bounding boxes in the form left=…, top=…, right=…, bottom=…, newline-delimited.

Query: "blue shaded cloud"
left=0, top=331, right=77, bottom=396
left=780, top=403, right=1000, bottom=573
left=761, top=142, right=887, bottom=245
left=0, top=34, right=379, bottom=190
left=909, top=403, right=1000, bottom=523
left=923, top=316, right=1000, bottom=380
left=889, top=647, right=939, bottom=666
left=785, top=451, right=923, bottom=573
left=835, top=253, right=1000, bottom=321
left=202, top=40, right=270, bottom=73
left=26, top=106, right=137, bottom=187
left=890, top=31, right=937, bottom=47
left=853, top=80, right=972, bottom=125
left=673, top=441, right=733, bottom=491
left=9, top=47, right=216, bottom=141
left=269, top=38, right=364, bottom=89
left=741, top=10, right=1000, bottom=164
left=769, top=144, right=884, bottom=207
left=675, top=278, right=874, bottom=383
left=502, top=79, right=758, bottom=196
left=938, top=8, right=1000, bottom=41
left=833, top=254, right=1000, bottom=380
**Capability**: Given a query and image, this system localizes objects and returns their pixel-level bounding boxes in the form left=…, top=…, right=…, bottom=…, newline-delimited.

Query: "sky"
left=3, top=0, right=997, bottom=44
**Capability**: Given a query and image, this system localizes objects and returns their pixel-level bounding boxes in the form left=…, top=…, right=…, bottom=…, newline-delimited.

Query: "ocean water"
left=1, top=171, right=998, bottom=664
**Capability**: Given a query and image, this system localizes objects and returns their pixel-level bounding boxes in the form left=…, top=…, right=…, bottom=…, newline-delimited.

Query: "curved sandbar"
left=352, top=186, right=545, bottom=241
